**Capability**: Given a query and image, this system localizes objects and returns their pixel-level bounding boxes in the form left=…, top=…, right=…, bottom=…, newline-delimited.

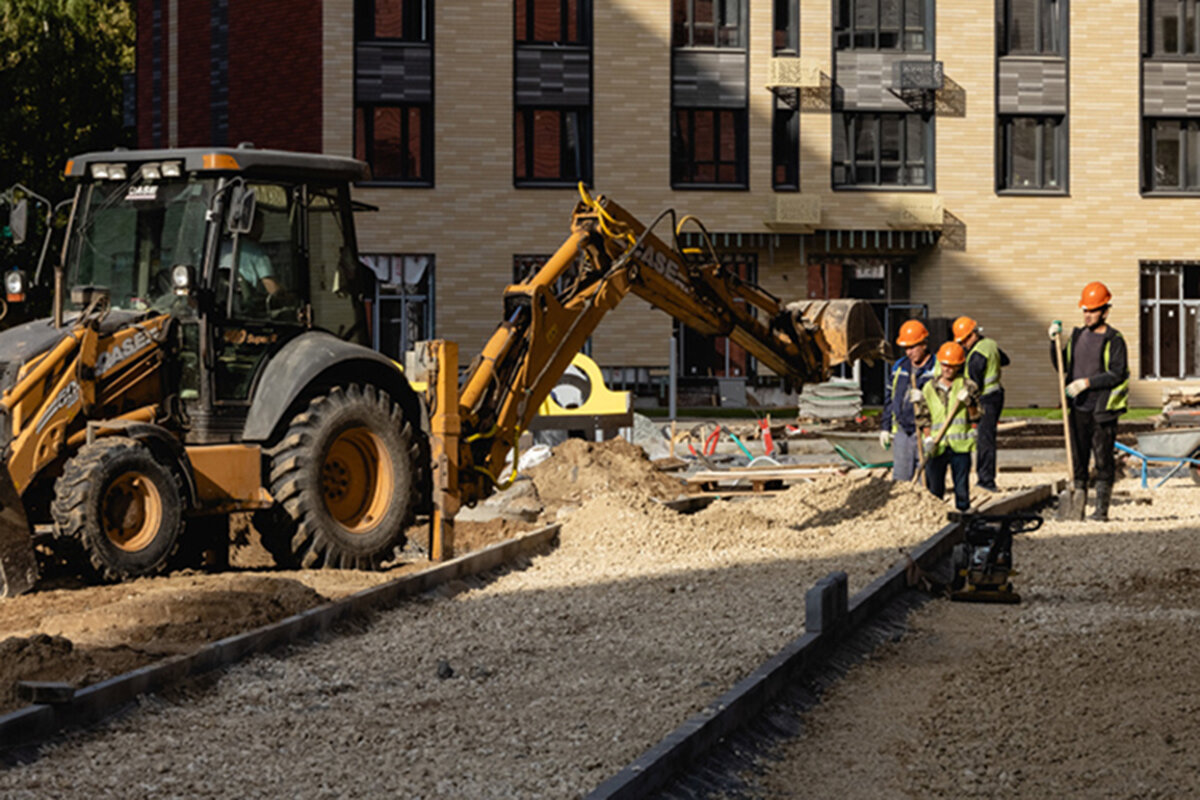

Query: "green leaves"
left=0, top=0, right=134, bottom=198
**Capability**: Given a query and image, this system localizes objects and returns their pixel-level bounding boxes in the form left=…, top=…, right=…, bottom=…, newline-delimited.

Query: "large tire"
left=52, top=437, right=184, bottom=582
left=260, top=384, right=422, bottom=570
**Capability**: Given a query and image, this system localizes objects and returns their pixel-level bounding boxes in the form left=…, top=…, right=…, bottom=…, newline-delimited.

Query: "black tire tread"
left=51, top=436, right=184, bottom=582
left=259, top=384, right=424, bottom=570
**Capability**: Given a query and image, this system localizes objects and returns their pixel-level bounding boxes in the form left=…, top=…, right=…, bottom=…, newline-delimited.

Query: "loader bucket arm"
left=447, top=187, right=888, bottom=506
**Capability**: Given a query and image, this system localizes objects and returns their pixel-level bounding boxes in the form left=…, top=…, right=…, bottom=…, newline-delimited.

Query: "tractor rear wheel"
left=261, top=384, right=421, bottom=570
left=52, top=437, right=184, bottom=582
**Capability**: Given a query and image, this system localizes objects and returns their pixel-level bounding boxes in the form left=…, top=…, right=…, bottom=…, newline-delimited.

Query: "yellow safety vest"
left=968, top=337, right=1002, bottom=396
left=922, top=376, right=975, bottom=456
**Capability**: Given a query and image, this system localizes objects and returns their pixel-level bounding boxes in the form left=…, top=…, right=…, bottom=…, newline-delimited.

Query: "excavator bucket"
left=785, top=299, right=891, bottom=366
left=0, top=470, right=37, bottom=597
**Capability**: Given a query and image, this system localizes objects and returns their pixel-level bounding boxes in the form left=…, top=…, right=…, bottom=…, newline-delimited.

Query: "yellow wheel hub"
left=102, top=471, right=163, bottom=553
left=322, top=426, right=394, bottom=534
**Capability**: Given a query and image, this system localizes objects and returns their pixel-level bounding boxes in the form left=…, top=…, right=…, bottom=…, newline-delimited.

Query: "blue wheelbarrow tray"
left=1115, top=426, right=1200, bottom=488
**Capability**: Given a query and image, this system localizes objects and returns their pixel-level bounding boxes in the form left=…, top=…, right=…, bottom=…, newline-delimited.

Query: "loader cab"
left=62, top=147, right=375, bottom=440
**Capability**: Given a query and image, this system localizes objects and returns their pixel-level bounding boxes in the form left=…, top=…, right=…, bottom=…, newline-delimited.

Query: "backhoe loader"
left=0, top=145, right=886, bottom=597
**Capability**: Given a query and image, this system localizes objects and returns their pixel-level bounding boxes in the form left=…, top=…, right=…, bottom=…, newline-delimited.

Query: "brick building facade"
left=137, top=0, right=1200, bottom=409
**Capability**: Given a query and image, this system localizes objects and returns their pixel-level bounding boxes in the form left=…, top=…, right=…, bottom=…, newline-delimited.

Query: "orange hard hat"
left=937, top=341, right=966, bottom=367
left=1080, top=281, right=1113, bottom=311
left=896, top=319, right=930, bottom=347
left=952, top=316, right=977, bottom=343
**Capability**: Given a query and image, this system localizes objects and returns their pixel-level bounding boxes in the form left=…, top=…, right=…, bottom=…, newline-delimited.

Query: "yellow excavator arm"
left=419, top=187, right=888, bottom=556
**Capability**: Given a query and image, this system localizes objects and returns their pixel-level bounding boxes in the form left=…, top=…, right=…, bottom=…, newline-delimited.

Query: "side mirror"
left=7, top=199, right=28, bottom=245
left=226, top=185, right=257, bottom=235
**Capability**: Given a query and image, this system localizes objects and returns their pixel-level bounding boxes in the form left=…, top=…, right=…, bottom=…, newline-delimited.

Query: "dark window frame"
left=773, top=103, right=800, bottom=190
left=834, top=0, right=931, bottom=52
left=1146, top=0, right=1200, bottom=58
left=354, top=0, right=431, bottom=43
left=355, top=103, right=435, bottom=187
left=513, top=106, right=594, bottom=187
left=515, top=0, right=590, bottom=45
left=832, top=111, right=934, bottom=190
left=998, top=0, right=1066, bottom=56
left=1143, top=117, right=1200, bottom=193
left=774, top=0, right=800, bottom=54
left=1139, top=260, right=1200, bottom=378
left=671, top=107, right=750, bottom=189
left=672, top=0, right=748, bottom=49
left=997, top=114, right=1068, bottom=194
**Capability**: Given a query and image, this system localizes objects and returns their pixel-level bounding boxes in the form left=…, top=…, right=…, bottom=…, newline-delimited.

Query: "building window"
left=516, top=0, right=588, bottom=44
left=672, top=108, right=748, bottom=187
left=514, top=108, right=592, bottom=185
left=355, top=104, right=433, bottom=184
left=999, top=115, right=1066, bottom=192
left=1144, top=118, right=1200, bottom=192
left=354, top=0, right=430, bottom=43
left=775, top=0, right=799, bottom=53
left=1148, top=0, right=1200, bottom=56
left=773, top=104, right=800, bottom=190
left=672, top=0, right=744, bottom=48
left=1139, top=261, right=1200, bottom=378
left=832, top=112, right=931, bottom=188
left=999, top=0, right=1064, bottom=55
left=362, top=254, right=435, bottom=358
left=834, top=0, right=928, bottom=51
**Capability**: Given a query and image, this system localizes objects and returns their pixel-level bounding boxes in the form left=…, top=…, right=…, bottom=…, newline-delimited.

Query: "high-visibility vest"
left=922, top=376, right=975, bottom=456
left=1066, top=332, right=1129, bottom=414
left=969, top=337, right=1002, bottom=396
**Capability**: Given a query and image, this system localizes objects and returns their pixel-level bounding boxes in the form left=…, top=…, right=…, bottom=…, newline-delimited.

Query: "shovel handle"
left=1054, top=331, right=1076, bottom=482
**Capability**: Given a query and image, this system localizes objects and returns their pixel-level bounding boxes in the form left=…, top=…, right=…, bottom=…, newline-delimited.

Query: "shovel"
left=1054, top=330, right=1086, bottom=520
left=911, top=389, right=965, bottom=486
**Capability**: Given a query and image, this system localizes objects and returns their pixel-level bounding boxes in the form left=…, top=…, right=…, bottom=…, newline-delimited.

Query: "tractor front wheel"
left=261, top=384, right=421, bottom=570
left=52, top=437, right=184, bottom=582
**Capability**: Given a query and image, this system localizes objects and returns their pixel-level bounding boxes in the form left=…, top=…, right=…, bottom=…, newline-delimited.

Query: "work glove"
left=879, top=429, right=892, bottom=450
left=1048, top=320, right=1062, bottom=340
left=922, top=436, right=936, bottom=457
left=956, top=388, right=970, bottom=404
left=907, top=388, right=923, bottom=405
left=1065, top=378, right=1089, bottom=399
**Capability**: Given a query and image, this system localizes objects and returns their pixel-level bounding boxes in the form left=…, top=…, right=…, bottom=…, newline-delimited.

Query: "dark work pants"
left=975, top=390, right=1004, bottom=489
left=1068, top=408, right=1117, bottom=484
left=926, top=450, right=972, bottom=511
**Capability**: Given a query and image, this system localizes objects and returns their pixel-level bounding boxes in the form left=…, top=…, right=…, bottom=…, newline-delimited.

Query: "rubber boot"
left=1090, top=480, right=1112, bottom=522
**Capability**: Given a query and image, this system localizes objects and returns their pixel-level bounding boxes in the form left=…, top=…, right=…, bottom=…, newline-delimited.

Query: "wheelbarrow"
left=821, top=431, right=894, bottom=469
left=1114, top=426, right=1200, bottom=488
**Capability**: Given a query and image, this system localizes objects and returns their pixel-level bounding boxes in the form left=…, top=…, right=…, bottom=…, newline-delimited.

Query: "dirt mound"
left=0, top=634, right=148, bottom=715
left=556, top=473, right=952, bottom=568
left=524, top=437, right=684, bottom=509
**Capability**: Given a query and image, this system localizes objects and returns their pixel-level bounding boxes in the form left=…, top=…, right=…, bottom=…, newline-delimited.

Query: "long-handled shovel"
left=911, top=390, right=965, bottom=486
left=1054, top=330, right=1086, bottom=520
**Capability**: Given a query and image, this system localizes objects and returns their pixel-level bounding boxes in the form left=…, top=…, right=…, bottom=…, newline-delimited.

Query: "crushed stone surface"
left=0, top=445, right=953, bottom=798
left=749, top=476, right=1200, bottom=799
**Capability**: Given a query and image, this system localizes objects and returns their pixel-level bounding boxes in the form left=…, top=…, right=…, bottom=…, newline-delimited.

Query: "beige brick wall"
left=324, top=0, right=1192, bottom=408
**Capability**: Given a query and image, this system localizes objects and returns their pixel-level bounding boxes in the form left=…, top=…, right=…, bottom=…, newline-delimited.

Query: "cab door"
left=209, top=182, right=306, bottom=404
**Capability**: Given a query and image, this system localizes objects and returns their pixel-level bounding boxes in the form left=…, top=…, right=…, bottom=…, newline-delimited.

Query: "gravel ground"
left=0, top=459, right=955, bottom=798
left=748, top=474, right=1200, bottom=799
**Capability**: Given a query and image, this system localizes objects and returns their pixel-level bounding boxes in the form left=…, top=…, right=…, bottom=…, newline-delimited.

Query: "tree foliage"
left=0, top=0, right=134, bottom=202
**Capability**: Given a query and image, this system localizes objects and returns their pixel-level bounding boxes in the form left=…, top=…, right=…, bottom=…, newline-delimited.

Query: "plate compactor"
left=947, top=512, right=1043, bottom=604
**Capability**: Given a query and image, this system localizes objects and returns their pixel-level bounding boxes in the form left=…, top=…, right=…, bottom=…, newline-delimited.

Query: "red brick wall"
left=175, top=0, right=212, bottom=146
left=135, top=0, right=156, bottom=148
left=227, top=1, right=323, bottom=153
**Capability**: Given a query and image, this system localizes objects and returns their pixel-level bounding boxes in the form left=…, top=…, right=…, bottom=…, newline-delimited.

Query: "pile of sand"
left=524, top=438, right=685, bottom=510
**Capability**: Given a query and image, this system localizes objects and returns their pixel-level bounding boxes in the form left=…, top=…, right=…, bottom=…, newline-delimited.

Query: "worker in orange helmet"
left=914, top=341, right=981, bottom=511
left=880, top=318, right=937, bottom=481
left=952, top=316, right=1010, bottom=493
left=1048, top=281, right=1129, bottom=521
